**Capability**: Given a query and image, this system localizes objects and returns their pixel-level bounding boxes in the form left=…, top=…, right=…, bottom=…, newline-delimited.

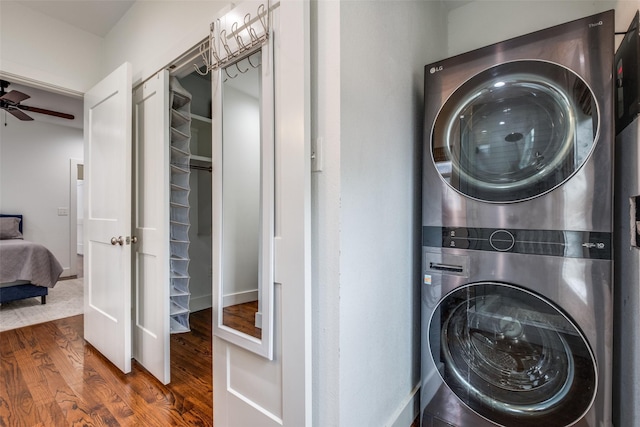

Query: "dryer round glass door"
left=431, top=60, right=598, bottom=202
left=429, top=282, right=596, bottom=427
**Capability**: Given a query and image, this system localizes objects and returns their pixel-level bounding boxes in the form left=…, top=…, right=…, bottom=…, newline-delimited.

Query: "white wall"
left=102, top=1, right=228, bottom=87
left=311, top=2, right=342, bottom=424
left=0, top=120, right=83, bottom=277
left=0, top=1, right=228, bottom=93
left=340, top=2, right=445, bottom=425
left=0, top=1, right=103, bottom=94
left=221, top=85, right=261, bottom=305
left=312, top=1, right=447, bottom=426
left=448, top=0, right=640, bottom=57
left=187, top=167, right=213, bottom=311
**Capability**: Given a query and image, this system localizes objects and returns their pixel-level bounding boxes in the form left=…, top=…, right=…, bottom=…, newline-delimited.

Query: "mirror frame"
left=212, top=7, right=275, bottom=359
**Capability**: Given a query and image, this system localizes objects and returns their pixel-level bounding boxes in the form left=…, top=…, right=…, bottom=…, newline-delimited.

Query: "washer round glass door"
left=432, top=60, right=598, bottom=202
left=429, top=283, right=596, bottom=426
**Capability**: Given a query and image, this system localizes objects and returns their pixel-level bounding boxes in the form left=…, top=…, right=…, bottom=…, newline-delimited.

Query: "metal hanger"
left=196, top=1, right=270, bottom=75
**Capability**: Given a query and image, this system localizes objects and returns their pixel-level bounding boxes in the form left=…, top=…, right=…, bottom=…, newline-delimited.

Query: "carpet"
left=0, top=277, right=83, bottom=332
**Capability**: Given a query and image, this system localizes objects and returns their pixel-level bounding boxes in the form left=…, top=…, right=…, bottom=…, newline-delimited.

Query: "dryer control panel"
left=422, top=226, right=612, bottom=260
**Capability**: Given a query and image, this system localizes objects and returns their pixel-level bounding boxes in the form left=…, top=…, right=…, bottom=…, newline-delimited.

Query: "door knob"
left=131, top=236, right=138, bottom=244
left=111, top=236, right=124, bottom=246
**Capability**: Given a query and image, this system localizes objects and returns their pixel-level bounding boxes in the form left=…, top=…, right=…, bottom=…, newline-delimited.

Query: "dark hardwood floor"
left=1, top=306, right=422, bottom=426
left=222, top=301, right=261, bottom=339
left=0, top=309, right=213, bottom=426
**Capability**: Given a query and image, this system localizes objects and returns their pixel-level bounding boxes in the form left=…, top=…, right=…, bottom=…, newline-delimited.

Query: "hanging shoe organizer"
left=169, top=77, right=192, bottom=333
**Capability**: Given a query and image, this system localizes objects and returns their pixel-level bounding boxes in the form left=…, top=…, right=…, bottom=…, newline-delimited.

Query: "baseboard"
left=222, top=289, right=258, bottom=307
left=386, top=383, right=420, bottom=427
left=60, top=266, right=72, bottom=279
left=190, top=294, right=213, bottom=312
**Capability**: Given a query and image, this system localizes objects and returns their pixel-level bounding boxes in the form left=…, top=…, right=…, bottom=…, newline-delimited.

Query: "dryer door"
left=432, top=60, right=598, bottom=203
left=429, top=282, right=596, bottom=427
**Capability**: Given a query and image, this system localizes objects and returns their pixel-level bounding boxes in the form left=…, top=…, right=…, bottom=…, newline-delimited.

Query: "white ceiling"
left=18, top=0, right=135, bottom=38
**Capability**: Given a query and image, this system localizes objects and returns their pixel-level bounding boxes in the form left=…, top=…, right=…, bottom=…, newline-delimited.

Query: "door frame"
left=69, top=158, right=82, bottom=277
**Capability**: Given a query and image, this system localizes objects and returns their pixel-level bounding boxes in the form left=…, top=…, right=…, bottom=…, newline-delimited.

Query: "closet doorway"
left=169, top=67, right=214, bottom=318
left=80, top=51, right=216, bottom=391
left=164, top=63, right=214, bottom=404
left=72, top=159, right=83, bottom=279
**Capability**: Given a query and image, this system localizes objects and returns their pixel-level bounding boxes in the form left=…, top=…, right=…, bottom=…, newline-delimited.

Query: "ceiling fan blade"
left=6, top=108, right=34, bottom=121
left=19, top=105, right=75, bottom=120
left=0, top=90, right=30, bottom=105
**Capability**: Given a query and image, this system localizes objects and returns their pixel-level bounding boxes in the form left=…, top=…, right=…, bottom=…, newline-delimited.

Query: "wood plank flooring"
left=0, top=309, right=213, bottom=426
left=1, top=307, right=421, bottom=426
left=222, top=301, right=261, bottom=339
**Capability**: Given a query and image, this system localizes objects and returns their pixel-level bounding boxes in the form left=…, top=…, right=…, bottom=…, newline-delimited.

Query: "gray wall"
left=0, top=119, right=83, bottom=277
left=340, top=3, right=445, bottom=425
left=447, top=1, right=639, bottom=57
left=312, top=1, right=446, bottom=425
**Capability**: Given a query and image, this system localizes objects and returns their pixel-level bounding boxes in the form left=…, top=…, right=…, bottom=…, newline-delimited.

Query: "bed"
left=0, top=214, right=63, bottom=305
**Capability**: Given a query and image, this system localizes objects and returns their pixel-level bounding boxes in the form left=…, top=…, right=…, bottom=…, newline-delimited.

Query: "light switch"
left=634, top=196, right=640, bottom=248
left=311, top=137, right=323, bottom=172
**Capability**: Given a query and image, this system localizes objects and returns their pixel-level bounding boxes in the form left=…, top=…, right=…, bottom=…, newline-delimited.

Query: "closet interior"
left=169, top=62, right=213, bottom=332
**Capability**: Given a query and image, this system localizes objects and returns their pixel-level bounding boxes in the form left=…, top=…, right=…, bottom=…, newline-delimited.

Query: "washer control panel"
left=489, top=229, right=515, bottom=252
left=422, top=226, right=612, bottom=260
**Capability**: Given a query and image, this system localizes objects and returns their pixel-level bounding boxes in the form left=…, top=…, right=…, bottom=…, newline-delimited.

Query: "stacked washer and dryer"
left=420, top=10, right=615, bottom=427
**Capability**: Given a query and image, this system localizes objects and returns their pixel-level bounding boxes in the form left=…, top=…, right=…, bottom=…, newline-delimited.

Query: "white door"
left=132, top=70, right=171, bottom=384
left=213, top=1, right=311, bottom=425
left=83, top=62, right=133, bottom=374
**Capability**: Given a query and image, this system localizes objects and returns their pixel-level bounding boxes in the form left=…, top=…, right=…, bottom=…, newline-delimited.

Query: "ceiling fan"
left=0, top=80, right=75, bottom=121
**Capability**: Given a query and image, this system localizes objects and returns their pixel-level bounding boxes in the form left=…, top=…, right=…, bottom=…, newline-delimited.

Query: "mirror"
left=221, top=51, right=263, bottom=339
left=212, top=25, right=275, bottom=359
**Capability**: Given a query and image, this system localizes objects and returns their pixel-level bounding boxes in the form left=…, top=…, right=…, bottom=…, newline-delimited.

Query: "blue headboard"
left=0, top=214, right=23, bottom=233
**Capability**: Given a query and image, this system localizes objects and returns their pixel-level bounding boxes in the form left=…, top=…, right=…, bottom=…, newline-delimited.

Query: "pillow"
left=0, top=217, right=23, bottom=239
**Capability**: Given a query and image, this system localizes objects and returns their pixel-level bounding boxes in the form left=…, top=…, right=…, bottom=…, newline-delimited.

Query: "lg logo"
left=430, top=65, right=444, bottom=74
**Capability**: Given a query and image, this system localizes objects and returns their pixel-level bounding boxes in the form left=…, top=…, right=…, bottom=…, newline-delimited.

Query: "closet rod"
left=221, top=45, right=263, bottom=72
left=190, top=164, right=212, bottom=172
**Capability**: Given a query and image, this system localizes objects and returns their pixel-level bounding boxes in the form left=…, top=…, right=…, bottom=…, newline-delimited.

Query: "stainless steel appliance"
left=613, top=11, right=640, bottom=427
left=421, top=10, right=615, bottom=427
